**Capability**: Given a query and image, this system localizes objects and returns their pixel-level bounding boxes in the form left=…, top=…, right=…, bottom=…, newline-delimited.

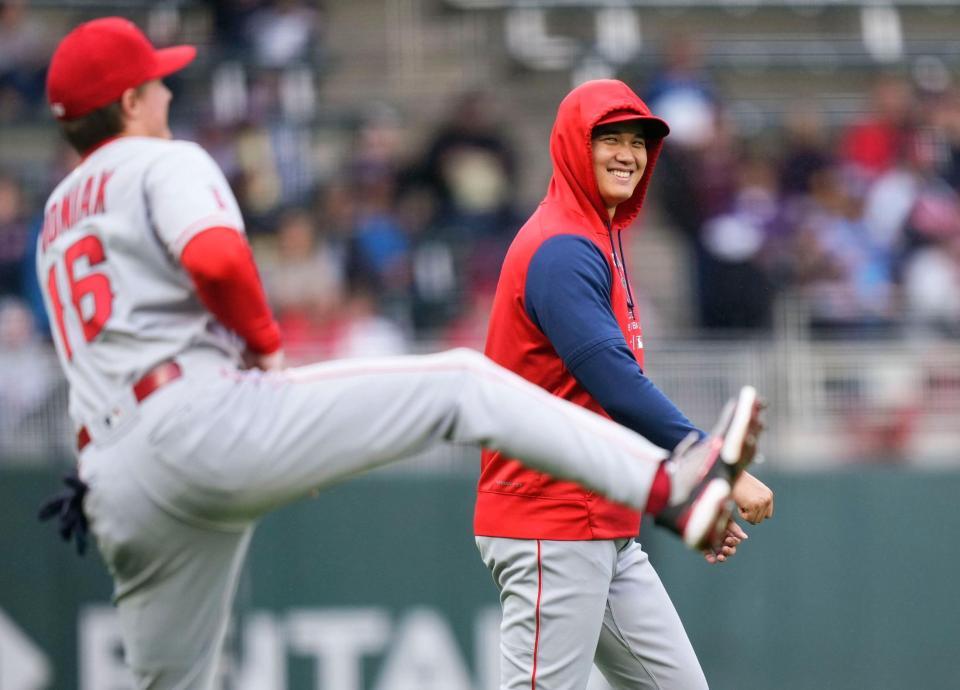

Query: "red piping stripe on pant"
left=532, top=539, right=543, bottom=690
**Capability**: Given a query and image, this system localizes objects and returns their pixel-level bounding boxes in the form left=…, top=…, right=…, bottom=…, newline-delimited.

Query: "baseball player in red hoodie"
left=476, top=79, right=774, bottom=689
left=38, top=22, right=764, bottom=688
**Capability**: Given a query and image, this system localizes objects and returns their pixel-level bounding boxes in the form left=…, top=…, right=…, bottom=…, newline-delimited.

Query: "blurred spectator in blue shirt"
left=795, top=166, right=896, bottom=336
left=0, top=0, right=51, bottom=119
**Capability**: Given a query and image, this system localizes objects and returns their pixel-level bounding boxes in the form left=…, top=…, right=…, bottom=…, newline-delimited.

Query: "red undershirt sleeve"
left=644, top=463, right=670, bottom=515
left=180, top=226, right=282, bottom=355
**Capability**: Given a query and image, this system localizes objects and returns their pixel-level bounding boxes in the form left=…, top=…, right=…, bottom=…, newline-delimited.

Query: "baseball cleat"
left=720, top=385, right=758, bottom=468
left=654, top=386, right=763, bottom=551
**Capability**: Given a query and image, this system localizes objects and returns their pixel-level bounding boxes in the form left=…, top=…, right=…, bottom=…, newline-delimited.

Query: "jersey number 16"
left=47, top=234, right=113, bottom=360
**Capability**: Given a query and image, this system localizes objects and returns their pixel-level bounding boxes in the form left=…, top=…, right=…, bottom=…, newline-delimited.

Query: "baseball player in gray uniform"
left=37, top=18, right=764, bottom=688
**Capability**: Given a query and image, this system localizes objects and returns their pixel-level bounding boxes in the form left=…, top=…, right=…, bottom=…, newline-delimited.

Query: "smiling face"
left=591, top=121, right=648, bottom=219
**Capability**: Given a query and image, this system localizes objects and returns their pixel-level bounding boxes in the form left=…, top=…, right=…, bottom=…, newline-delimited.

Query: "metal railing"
left=4, top=330, right=958, bottom=471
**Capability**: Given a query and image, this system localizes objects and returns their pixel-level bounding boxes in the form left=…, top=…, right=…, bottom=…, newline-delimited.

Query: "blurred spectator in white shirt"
left=0, top=298, right=60, bottom=458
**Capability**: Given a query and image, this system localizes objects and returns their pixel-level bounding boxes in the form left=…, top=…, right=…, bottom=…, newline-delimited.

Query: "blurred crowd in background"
left=645, top=35, right=960, bottom=339
left=2, top=0, right=960, bottom=463
left=2, top=0, right=526, bottom=362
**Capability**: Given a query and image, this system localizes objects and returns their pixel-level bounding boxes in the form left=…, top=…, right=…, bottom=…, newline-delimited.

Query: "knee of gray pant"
left=433, top=348, right=499, bottom=414
left=439, top=347, right=493, bottom=374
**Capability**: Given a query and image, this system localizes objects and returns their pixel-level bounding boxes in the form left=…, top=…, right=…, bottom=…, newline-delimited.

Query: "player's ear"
left=118, top=86, right=141, bottom=123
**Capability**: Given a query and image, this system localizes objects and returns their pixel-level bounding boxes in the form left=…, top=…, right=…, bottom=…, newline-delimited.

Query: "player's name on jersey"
left=41, top=169, right=113, bottom=252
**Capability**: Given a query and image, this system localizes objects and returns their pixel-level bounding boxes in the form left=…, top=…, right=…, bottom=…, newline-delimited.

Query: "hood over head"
left=547, top=79, right=669, bottom=231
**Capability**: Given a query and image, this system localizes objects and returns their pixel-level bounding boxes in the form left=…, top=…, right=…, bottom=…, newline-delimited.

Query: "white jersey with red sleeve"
left=36, top=136, right=246, bottom=429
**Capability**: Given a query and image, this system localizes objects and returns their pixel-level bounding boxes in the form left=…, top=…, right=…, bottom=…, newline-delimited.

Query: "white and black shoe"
left=654, top=386, right=761, bottom=551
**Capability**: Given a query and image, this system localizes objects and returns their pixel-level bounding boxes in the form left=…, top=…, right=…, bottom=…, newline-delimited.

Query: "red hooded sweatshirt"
left=475, top=79, right=675, bottom=540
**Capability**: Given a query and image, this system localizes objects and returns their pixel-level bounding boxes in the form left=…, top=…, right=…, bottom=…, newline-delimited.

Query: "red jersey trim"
left=80, top=135, right=123, bottom=161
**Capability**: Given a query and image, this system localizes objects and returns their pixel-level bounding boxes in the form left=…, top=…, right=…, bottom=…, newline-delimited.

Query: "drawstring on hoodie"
left=607, top=223, right=636, bottom=318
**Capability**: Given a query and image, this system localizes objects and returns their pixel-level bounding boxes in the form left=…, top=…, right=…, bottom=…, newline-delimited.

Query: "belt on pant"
left=76, top=361, right=183, bottom=452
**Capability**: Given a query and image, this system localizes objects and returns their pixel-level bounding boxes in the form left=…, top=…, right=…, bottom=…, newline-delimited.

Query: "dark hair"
left=58, top=83, right=147, bottom=154
left=59, top=101, right=125, bottom=154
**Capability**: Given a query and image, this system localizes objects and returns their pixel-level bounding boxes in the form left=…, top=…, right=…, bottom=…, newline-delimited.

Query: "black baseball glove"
left=37, top=470, right=90, bottom=556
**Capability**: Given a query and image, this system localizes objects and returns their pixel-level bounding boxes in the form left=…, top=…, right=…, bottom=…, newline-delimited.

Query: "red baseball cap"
left=594, top=109, right=670, bottom=139
left=47, top=17, right=196, bottom=120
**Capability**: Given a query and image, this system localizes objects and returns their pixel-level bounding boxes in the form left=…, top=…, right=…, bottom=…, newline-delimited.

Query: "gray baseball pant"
left=79, top=348, right=667, bottom=689
left=476, top=537, right=708, bottom=690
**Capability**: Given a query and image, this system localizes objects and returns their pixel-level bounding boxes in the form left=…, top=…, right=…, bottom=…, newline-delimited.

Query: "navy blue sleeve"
left=525, top=234, right=703, bottom=451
